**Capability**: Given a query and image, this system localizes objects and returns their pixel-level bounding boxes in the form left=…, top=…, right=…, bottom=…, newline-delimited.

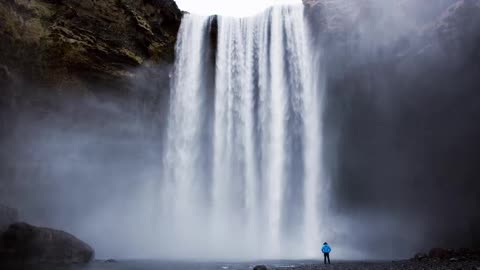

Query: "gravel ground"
left=281, top=260, right=480, bottom=270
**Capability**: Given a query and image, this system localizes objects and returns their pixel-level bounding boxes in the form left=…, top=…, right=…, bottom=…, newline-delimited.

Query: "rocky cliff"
left=0, top=0, right=183, bottom=146
left=0, top=0, right=182, bottom=86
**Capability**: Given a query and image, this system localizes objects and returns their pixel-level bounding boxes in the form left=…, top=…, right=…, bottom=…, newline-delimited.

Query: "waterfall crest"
left=161, top=5, right=327, bottom=259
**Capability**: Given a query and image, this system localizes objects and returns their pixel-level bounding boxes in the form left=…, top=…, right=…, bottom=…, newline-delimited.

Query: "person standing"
left=322, top=242, right=331, bottom=264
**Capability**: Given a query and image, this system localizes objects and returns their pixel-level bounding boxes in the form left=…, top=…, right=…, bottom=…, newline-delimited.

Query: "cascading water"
left=161, top=5, right=327, bottom=259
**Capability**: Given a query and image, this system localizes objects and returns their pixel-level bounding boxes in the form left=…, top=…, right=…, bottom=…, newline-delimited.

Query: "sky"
left=175, top=0, right=302, bottom=17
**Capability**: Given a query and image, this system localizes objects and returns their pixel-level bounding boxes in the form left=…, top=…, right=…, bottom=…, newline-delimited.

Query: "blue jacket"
left=322, top=244, right=331, bottom=253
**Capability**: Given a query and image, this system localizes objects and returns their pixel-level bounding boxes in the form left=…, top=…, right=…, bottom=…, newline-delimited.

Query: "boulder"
left=253, top=265, right=268, bottom=270
left=0, top=223, right=94, bottom=264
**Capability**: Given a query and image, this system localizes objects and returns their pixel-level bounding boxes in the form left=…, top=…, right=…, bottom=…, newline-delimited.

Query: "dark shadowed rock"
left=413, top=252, right=428, bottom=261
left=413, top=248, right=480, bottom=262
left=429, top=248, right=455, bottom=259
left=0, top=222, right=94, bottom=264
left=456, top=248, right=480, bottom=260
left=254, top=265, right=268, bottom=270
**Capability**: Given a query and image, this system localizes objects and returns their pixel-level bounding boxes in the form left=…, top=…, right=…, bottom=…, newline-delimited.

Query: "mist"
left=314, top=0, right=480, bottom=259
left=0, top=63, right=176, bottom=259
left=1, top=0, right=479, bottom=262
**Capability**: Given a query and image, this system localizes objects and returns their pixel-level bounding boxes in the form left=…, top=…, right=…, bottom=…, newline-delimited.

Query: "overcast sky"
left=175, top=0, right=302, bottom=17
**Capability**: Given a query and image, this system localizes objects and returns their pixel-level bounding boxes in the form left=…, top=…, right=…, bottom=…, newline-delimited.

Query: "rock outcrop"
left=0, top=222, right=94, bottom=264
left=254, top=265, right=268, bottom=270
left=0, top=0, right=183, bottom=137
left=0, top=0, right=182, bottom=85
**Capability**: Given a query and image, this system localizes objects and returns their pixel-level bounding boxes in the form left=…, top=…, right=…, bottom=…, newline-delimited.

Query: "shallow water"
left=3, top=260, right=322, bottom=270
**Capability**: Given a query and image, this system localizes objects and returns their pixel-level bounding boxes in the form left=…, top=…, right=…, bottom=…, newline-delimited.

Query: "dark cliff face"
left=0, top=0, right=182, bottom=85
left=0, top=0, right=183, bottom=150
left=304, top=0, right=480, bottom=256
left=0, top=0, right=183, bottom=134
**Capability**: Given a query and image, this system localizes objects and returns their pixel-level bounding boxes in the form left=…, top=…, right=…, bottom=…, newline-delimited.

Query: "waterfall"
left=161, top=5, right=326, bottom=259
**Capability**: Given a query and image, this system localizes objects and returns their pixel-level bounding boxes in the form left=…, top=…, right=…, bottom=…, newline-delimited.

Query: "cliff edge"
left=0, top=0, right=182, bottom=85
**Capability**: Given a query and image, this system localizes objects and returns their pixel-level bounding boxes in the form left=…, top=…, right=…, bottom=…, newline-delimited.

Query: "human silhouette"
left=322, top=242, right=331, bottom=264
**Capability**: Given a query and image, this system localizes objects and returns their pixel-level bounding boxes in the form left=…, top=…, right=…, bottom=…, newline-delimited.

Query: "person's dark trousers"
left=324, top=252, right=330, bottom=264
